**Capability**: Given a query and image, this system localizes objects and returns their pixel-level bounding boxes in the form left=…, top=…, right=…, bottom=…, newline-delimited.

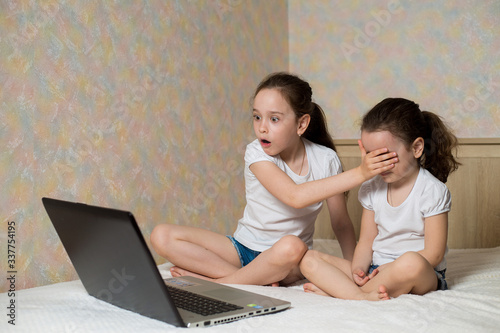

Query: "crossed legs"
left=150, top=224, right=307, bottom=286
left=300, top=250, right=438, bottom=300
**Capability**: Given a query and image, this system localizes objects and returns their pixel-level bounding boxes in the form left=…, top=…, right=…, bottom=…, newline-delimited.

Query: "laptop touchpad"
left=205, top=288, right=246, bottom=300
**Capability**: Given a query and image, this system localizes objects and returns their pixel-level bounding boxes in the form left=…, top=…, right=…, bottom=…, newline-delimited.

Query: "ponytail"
left=421, top=111, right=460, bottom=183
left=303, top=103, right=336, bottom=152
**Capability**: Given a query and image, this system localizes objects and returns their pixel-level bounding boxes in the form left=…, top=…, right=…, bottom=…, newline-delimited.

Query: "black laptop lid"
left=42, top=197, right=185, bottom=327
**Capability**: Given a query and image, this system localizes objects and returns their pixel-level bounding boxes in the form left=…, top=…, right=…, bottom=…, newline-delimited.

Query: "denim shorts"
left=226, top=236, right=261, bottom=267
left=368, top=264, right=448, bottom=291
left=435, top=269, right=448, bottom=290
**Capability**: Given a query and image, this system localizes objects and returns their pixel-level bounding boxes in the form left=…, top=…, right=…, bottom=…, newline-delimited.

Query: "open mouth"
left=260, top=139, right=271, bottom=148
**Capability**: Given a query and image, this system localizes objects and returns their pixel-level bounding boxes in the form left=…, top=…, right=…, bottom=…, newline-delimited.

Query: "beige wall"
left=289, top=0, right=500, bottom=139
left=0, top=0, right=288, bottom=291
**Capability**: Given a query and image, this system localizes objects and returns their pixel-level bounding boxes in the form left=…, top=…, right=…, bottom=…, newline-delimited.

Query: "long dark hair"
left=361, top=98, right=460, bottom=183
left=253, top=72, right=336, bottom=152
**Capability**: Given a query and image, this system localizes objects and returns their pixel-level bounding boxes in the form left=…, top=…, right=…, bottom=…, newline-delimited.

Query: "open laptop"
left=42, top=197, right=290, bottom=328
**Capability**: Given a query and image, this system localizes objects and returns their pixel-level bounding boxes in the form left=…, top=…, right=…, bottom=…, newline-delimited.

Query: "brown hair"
left=253, top=72, right=336, bottom=151
left=361, top=98, right=460, bottom=183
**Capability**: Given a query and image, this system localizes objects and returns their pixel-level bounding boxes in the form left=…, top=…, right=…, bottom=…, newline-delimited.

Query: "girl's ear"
left=412, top=137, right=425, bottom=158
left=297, top=114, right=311, bottom=136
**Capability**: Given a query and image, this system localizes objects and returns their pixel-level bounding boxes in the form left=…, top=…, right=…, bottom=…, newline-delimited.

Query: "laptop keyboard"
left=166, top=285, right=244, bottom=316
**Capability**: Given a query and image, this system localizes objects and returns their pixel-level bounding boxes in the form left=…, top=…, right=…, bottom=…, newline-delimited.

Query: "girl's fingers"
left=369, top=151, right=396, bottom=162
left=378, top=163, right=396, bottom=172
left=368, top=151, right=398, bottom=166
left=378, top=153, right=398, bottom=163
left=353, top=268, right=364, bottom=277
left=383, top=157, right=398, bottom=166
left=367, top=147, right=389, bottom=159
left=358, top=142, right=397, bottom=164
left=357, top=140, right=367, bottom=157
left=368, top=268, right=379, bottom=279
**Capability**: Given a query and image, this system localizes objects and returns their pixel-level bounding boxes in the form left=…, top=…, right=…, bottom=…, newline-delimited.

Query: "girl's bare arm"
left=250, top=143, right=398, bottom=209
left=351, top=208, right=378, bottom=285
left=418, top=213, right=448, bottom=267
left=326, top=194, right=356, bottom=261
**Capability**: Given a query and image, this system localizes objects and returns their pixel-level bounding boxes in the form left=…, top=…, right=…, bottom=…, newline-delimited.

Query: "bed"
left=2, top=141, right=496, bottom=332
left=2, top=239, right=499, bottom=333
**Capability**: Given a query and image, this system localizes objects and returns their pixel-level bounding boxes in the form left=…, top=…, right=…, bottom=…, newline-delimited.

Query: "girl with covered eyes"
left=300, top=97, right=460, bottom=300
left=151, top=72, right=397, bottom=286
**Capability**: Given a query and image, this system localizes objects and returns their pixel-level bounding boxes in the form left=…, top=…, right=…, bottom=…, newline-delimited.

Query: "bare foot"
left=170, top=266, right=216, bottom=282
left=303, top=283, right=330, bottom=296
left=377, top=285, right=390, bottom=300
left=362, top=285, right=390, bottom=301
left=303, top=282, right=390, bottom=301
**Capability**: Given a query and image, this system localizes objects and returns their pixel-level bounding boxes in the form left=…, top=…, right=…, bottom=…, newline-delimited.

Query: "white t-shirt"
left=233, top=138, right=342, bottom=252
left=358, top=167, right=451, bottom=271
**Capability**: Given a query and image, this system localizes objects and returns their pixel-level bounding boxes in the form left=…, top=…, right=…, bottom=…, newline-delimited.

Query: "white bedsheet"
left=2, top=240, right=499, bottom=333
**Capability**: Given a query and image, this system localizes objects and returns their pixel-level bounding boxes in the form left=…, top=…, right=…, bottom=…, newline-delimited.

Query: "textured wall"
left=289, top=0, right=500, bottom=138
left=0, top=0, right=288, bottom=290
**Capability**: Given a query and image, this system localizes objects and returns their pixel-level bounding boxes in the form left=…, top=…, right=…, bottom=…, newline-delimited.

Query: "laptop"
left=42, top=197, right=290, bottom=328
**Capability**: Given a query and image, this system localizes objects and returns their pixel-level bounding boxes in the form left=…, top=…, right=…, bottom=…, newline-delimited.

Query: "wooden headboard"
left=313, top=138, right=500, bottom=249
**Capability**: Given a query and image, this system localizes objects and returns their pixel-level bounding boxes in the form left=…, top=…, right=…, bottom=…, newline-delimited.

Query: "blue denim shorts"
left=435, top=269, right=448, bottom=290
left=226, top=236, right=261, bottom=267
left=368, top=264, right=448, bottom=291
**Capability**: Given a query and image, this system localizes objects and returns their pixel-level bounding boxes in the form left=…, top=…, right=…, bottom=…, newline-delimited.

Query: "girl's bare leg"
left=204, top=235, right=307, bottom=285
left=301, top=250, right=436, bottom=300
left=362, top=251, right=438, bottom=297
left=300, top=250, right=389, bottom=301
left=174, top=235, right=307, bottom=286
left=303, top=282, right=329, bottom=296
left=151, top=225, right=308, bottom=286
left=150, top=224, right=241, bottom=279
left=304, top=282, right=389, bottom=300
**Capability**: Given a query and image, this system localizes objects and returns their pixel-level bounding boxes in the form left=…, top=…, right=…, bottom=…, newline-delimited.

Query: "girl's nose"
left=259, top=121, right=268, bottom=133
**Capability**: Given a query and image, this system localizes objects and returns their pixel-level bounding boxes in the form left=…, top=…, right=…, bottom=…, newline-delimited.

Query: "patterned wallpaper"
left=289, top=0, right=500, bottom=138
left=0, top=0, right=288, bottom=291
left=3, top=0, right=498, bottom=292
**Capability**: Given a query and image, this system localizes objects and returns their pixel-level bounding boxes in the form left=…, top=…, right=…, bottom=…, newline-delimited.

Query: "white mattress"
left=2, top=240, right=499, bottom=333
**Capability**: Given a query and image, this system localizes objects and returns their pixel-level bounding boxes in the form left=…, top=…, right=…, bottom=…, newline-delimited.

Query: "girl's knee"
left=274, top=235, right=308, bottom=263
left=299, top=250, right=320, bottom=274
left=396, top=251, right=431, bottom=275
left=150, top=224, right=174, bottom=250
left=400, top=251, right=426, bottom=263
left=395, top=252, right=437, bottom=294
